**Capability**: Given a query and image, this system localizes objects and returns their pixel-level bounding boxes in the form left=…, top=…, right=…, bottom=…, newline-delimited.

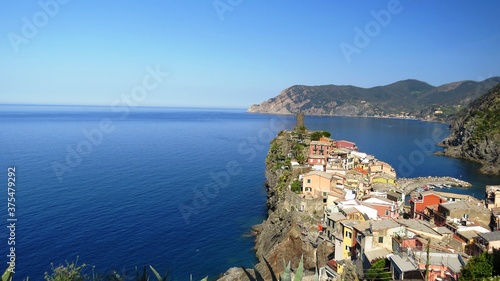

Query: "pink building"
left=363, top=197, right=400, bottom=219
left=336, top=140, right=358, bottom=151
left=309, top=140, right=334, bottom=156
left=307, top=155, right=327, bottom=166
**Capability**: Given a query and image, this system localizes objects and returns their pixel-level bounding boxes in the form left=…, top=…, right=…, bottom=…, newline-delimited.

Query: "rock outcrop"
left=440, top=83, right=500, bottom=175
left=219, top=130, right=332, bottom=280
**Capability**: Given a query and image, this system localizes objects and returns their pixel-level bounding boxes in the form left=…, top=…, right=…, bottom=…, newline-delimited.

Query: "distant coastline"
left=247, top=111, right=450, bottom=124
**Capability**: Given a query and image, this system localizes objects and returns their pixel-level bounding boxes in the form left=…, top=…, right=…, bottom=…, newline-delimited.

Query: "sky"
left=1, top=1, right=500, bottom=108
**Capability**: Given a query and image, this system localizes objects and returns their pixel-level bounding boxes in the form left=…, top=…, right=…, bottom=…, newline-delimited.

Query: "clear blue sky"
left=1, top=1, right=500, bottom=108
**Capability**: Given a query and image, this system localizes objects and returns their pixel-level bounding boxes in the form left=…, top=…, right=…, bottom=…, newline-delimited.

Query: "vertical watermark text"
left=6, top=167, right=17, bottom=274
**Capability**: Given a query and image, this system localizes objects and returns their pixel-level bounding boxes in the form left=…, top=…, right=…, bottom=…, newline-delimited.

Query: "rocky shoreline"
left=438, top=83, right=500, bottom=175
left=218, top=131, right=325, bottom=280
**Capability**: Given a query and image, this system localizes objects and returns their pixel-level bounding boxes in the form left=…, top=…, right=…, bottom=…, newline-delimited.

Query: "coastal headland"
left=219, top=122, right=484, bottom=281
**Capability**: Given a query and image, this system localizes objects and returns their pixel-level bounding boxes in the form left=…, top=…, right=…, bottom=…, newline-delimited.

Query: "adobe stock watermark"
left=397, top=125, right=447, bottom=177
left=339, top=0, right=403, bottom=63
left=179, top=115, right=292, bottom=225
left=7, top=0, right=70, bottom=54
left=52, top=65, right=169, bottom=182
left=213, top=0, right=243, bottom=21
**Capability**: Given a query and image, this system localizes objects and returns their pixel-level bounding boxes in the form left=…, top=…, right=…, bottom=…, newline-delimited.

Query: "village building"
left=388, top=253, right=421, bottom=280
left=434, top=200, right=491, bottom=230
left=389, top=251, right=465, bottom=281
left=341, top=220, right=359, bottom=260
left=307, top=155, right=327, bottom=170
left=336, top=140, right=358, bottom=151
left=491, top=208, right=500, bottom=231
left=301, top=171, right=334, bottom=199
left=319, top=136, right=335, bottom=145
left=309, top=140, right=334, bottom=157
left=410, top=191, right=445, bottom=219
left=395, top=218, right=443, bottom=241
left=410, top=190, right=480, bottom=220
left=368, top=161, right=396, bottom=178
left=473, top=231, right=500, bottom=255
left=485, top=185, right=500, bottom=210
left=363, top=197, right=400, bottom=219
left=353, top=219, right=402, bottom=275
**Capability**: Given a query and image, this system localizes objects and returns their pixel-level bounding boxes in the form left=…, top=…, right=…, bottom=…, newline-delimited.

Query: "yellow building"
left=340, top=220, right=358, bottom=260
left=371, top=175, right=396, bottom=185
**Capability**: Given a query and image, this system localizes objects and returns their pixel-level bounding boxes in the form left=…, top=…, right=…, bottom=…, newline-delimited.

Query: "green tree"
left=310, top=131, right=323, bottom=141
left=291, top=180, right=302, bottom=194
left=366, top=259, right=391, bottom=281
left=295, top=154, right=306, bottom=165
left=459, top=251, right=493, bottom=281
left=292, top=144, right=307, bottom=165
left=491, top=248, right=500, bottom=277
left=310, top=131, right=331, bottom=141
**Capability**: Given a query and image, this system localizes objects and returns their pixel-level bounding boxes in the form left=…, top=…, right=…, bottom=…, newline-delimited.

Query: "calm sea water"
left=0, top=106, right=498, bottom=280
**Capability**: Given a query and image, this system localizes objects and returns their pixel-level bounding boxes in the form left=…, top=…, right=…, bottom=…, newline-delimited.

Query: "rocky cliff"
left=440, top=83, right=500, bottom=175
left=219, top=130, right=333, bottom=280
left=248, top=77, right=500, bottom=122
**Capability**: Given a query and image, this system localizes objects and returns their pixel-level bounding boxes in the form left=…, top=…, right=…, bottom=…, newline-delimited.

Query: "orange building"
left=409, top=191, right=444, bottom=219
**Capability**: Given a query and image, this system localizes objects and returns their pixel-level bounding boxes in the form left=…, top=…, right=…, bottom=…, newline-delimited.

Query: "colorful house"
left=409, top=191, right=444, bottom=219
left=363, top=197, right=399, bottom=219
left=302, top=171, right=334, bottom=198
left=369, top=161, right=396, bottom=177
left=307, top=155, right=327, bottom=167
left=336, top=140, right=358, bottom=151
left=309, top=140, right=334, bottom=157
left=371, top=175, right=396, bottom=185
left=341, top=220, right=359, bottom=259
left=389, top=251, right=465, bottom=281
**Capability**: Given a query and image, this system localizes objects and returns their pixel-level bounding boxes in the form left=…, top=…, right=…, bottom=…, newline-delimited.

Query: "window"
left=307, top=179, right=311, bottom=183
left=345, top=245, right=351, bottom=251
left=346, top=231, right=352, bottom=238
left=356, top=234, right=362, bottom=242
left=385, top=210, right=390, bottom=216
left=378, top=236, right=384, bottom=243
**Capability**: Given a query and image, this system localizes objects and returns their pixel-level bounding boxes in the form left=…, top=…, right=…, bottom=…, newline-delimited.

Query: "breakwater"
left=396, top=176, right=472, bottom=194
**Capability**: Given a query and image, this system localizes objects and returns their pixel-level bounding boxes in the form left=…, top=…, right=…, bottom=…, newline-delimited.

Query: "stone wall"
left=284, top=191, right=324, bottom=214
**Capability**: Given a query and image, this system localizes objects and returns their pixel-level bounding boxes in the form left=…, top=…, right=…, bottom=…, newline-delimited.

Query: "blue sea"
left=0, top=105, right=499, bottom=280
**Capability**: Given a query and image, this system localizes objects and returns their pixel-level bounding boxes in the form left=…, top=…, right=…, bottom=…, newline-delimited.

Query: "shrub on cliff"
left=291, top=180, right=302, bottom=194
left=310, top=131, right=331, bottom=141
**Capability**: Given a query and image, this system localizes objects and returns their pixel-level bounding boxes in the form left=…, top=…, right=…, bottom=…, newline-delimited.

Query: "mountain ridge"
left=248, top=77, right=500, bottom=121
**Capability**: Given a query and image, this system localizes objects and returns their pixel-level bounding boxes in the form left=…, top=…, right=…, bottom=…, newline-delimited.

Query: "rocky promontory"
left=440, top=83, right=500, bottom=175
left=219, top=129, right=332, bottom=280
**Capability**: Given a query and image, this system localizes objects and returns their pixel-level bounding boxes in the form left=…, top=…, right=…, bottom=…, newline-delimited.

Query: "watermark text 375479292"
left=6, top=167, right=17, bottom=273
